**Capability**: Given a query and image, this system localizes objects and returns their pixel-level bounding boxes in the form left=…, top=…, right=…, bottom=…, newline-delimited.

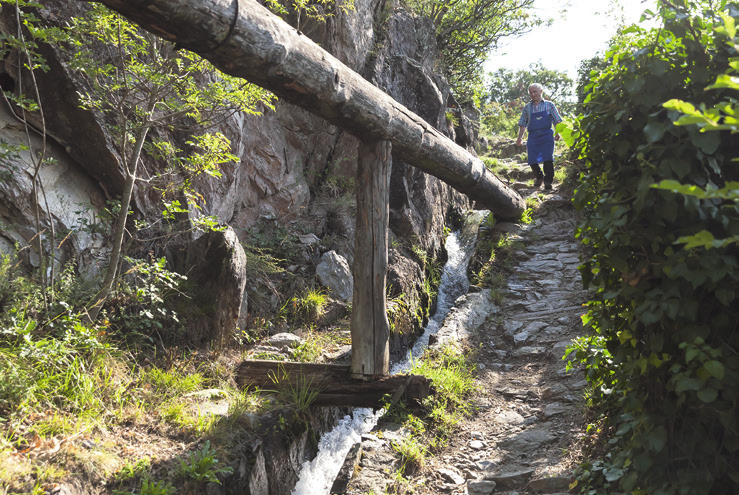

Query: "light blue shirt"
left=518, top=100, right=563, bottom=129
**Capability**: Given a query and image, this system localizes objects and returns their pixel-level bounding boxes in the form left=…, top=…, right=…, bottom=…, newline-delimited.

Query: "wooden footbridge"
left=84, top=0, right=525, bottom=404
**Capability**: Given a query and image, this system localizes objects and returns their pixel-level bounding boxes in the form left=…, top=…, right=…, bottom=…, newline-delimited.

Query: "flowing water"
left=291, top=211, right=486, bottom=494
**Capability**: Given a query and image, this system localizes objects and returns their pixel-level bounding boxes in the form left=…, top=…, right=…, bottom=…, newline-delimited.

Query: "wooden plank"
left=82, top=0, right=526, bottom=220
left=235, top=360, right=432, bottom=407
left=351, top=139, right=391, bottom=380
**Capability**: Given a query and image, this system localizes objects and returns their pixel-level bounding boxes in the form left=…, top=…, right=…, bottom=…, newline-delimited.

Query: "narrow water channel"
left=291, top=211, right=487, bottom=494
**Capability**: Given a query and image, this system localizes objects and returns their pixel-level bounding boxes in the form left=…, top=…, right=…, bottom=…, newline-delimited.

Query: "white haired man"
left=515, top=83, right=563, bottom=190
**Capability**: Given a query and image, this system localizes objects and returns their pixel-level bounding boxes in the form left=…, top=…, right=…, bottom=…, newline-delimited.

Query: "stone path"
left=341, top=190, right=590, bottom=495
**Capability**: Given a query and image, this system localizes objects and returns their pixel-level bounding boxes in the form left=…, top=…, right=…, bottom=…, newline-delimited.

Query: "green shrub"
left=562, top=2, right=739, bottom=493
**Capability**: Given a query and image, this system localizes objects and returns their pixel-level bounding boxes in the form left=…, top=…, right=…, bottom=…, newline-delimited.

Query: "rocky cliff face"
left=0, top=1, right=472, bottom=345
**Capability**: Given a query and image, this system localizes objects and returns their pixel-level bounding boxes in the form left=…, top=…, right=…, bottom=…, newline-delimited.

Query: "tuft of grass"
left=0, top=267, right=266, bottom=493
left=407, top=344, right=478, bottom=450
left=289, top=326, right=350, bottom=363
left=267, top=364, right=324, bottom=413
left=554, top=166, right=567, bottom=184
left=519, top=207, right=534, bottom=225
left=392, top=436, right=427, bottom=475
left=291, top=287, right=328, bottom=322
left=411, top=243, right=428, bottom=268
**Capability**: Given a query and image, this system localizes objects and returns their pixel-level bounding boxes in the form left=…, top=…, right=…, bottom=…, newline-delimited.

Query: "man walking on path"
left=515, top=83, right=563, bottom=190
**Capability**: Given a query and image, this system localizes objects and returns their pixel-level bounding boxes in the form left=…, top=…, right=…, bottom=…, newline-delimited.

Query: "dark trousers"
left=530, top=160, right=554, bottom=185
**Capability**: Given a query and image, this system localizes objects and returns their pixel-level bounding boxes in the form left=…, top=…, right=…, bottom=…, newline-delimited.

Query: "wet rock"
left=331, top=442, right=362, bottom=494
left=434, top=292, right=500, bottom=347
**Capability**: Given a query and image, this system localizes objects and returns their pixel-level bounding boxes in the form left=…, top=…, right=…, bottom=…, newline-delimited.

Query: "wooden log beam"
left=79, top=0, right=526, bottom=220
left=236, top=360, right=432, bottom=408
left=351, top=139, right=391, bottom=380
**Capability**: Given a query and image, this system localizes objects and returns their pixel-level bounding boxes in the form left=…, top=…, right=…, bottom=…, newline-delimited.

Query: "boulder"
left=316, top=250, right=353, bottom=302
left=177, top=226, right=247, bottom=344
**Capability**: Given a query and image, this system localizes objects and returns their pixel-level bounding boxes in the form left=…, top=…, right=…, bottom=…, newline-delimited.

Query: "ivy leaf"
left=691, top=130, right=721, bottom=154
left=663, top=99, right=697, bottom=114
left=697, top=387, right=718, bottom=403
left=677, top=230, right=718, bottom=249
left=675, top=376, right=703, bottom=392
left=715, top=288, right=735, bottom=307
left=703, top=360, right=725, bottom=380
left=604, top=467, right=624, bottom=482
left=685, top=346, right=700, bottom=363
left=556, top=120, right=578, bottom=147
left=643, top=121, right=670, bottom=143
left=707, top=74, right=739, bottom=91
left=646, top=426, right=667, bottom=452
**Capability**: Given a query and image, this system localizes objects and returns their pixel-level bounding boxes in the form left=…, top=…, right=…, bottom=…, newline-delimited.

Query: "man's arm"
left=516, top=126, right=526, bottom=146
left=516, top=103, right=529, bottom=146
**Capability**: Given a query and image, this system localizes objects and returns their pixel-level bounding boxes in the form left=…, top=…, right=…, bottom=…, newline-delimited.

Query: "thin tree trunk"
left=85, top=124, right=150, bottom=322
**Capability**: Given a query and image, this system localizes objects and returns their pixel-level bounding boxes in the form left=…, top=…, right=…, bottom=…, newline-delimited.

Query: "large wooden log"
left=80, top=0, right=526, bottom=220
left=236, top=360, right=432, bottom=407
left=351, top=139, right=391, bottom=380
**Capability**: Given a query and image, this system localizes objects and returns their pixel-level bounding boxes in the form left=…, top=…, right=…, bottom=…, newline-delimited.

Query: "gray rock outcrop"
left=175, top=226, right=247, bottom=344
left=316, top=250, right=353, bottom=302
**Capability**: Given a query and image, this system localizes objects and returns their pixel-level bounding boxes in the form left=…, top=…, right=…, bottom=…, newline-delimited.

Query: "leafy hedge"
left=561, top=1, right=739, bottom=493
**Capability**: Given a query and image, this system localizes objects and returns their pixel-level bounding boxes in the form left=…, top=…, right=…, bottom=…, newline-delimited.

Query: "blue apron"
left=527, top=108, right=554, bottom=165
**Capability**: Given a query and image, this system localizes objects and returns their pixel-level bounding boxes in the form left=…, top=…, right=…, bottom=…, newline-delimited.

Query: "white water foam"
left=291, top=407, right=381, bottom=494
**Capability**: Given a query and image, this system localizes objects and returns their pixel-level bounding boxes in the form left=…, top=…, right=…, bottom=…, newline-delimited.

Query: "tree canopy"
left=406, top=0, right=545, bottom=101
left=486, top=61, right=574, bottom=106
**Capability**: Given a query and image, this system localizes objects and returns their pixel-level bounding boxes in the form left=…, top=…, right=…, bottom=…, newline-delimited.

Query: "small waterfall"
left=291, top=210, right=487, bottom=495
left=291, top=407, right=380, bottom=494
left=391, top=210, right=486, bottom=373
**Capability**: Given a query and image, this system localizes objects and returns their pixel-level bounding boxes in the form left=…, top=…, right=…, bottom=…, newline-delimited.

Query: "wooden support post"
left=350, top=139, right=391, bottom=380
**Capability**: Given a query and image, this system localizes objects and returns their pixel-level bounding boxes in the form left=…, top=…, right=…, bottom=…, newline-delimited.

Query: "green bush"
left=562, top=2, right=739, bottom=493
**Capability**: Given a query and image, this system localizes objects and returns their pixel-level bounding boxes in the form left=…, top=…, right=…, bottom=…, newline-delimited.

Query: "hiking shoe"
left=544, top=183, right=553, bottom=190
left=533, top=176, right=544, bottom=187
